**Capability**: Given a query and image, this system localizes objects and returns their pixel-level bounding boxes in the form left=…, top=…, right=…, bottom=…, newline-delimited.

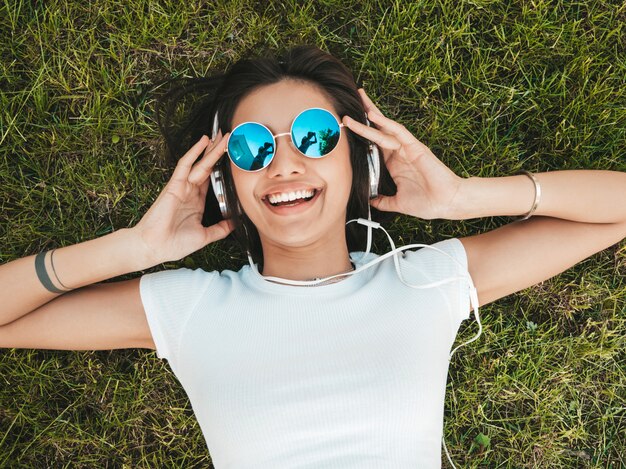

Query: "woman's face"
left=229, top=79, right=353, bottom=251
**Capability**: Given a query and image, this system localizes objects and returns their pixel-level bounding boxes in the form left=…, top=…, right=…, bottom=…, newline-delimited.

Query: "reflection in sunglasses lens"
left=228, top=109, right=341, bottom=171
left=292, top=109, right=340, bottom=157
left=228, top=123, right=275, bottom=171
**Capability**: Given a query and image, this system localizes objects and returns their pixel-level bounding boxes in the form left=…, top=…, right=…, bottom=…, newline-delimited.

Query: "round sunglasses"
left=226, top=107, right=344, bottom=172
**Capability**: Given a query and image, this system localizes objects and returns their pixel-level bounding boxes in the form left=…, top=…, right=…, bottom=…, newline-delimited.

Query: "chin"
left=244, top=204, right=349, bottom=250
left=261, top=229, right=324, bottom=249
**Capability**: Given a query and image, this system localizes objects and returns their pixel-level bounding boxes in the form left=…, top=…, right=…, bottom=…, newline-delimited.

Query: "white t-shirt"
left=139, top=237, right=472, bottom=469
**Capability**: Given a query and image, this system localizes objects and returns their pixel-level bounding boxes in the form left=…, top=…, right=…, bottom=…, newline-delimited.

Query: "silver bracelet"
left=518, top=170, right=541, bottom=220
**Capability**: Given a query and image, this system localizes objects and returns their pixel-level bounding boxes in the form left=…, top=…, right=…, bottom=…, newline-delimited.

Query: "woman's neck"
left=259, top=238, right=354, bottom=281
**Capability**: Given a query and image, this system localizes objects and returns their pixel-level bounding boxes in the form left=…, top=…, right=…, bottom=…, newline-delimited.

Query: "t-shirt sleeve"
left=139, top=267, right=216, bottom=364
left=442, top=238, right=472, bottom=322
left=401, top=237, right=473, bottom=325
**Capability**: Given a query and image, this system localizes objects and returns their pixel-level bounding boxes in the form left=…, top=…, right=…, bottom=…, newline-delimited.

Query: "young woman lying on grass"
left=1, top=45, right=625, bottom=469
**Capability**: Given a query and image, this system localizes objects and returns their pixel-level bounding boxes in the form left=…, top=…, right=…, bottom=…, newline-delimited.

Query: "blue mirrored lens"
left=228, top=123, right=275, bottom=171
left=291, top=109, right=340, bottom=157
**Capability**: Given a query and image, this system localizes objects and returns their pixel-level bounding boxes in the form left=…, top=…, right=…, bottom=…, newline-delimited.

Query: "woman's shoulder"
left=140, top=264, right=248, bottom=291
left=399, top=237, right=468, bottom=279
left=351, top=237, right=465, bottom=264
left=346, top=238, right=467, bottom=289
left=405, top=237, right=466, bottom=258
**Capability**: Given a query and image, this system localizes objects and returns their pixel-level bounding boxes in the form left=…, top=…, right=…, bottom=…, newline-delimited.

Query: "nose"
left=265, top=134, right=306, bottom=178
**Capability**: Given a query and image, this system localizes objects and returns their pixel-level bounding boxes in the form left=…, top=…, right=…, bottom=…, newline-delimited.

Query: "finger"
left=170, top=135, right=211, bottom=183
left=188, top=132, right=230, bottom=185
left=205, top=129, right=223, bottom=152
left=201, top=131, right=223, bottom=162
left=365, top=109, right=419, bottom=148
left=203, top=219, right=235, bottom=245
left=190, top=136, right=220, bottom=199
left=343, top=115, right=401, bottom=152
left=356, top=92, right=422, bottom=149
left=369, top=195, right=396, bottom=213
left=358, top=88, right=383, bottom=115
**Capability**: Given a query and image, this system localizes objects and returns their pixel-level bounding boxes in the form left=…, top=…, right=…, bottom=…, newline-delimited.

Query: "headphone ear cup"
left=210, top=111, right=231, bottom=219
left=210, top=166, right=230, bottom=219
left=363, top=114, right=381, bottom=199
left=366, top=144, right=380, bottom=199
left=211, top=112, right=220, bottom=140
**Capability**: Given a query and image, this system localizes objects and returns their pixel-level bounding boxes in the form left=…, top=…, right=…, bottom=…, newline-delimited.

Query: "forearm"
left=0, top=227, right=152, bottom=326
left=454, top=170, right=626, bottom=223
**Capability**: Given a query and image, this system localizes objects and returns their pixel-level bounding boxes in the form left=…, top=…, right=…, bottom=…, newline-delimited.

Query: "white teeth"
left=267, top=189, right=315, bottom=205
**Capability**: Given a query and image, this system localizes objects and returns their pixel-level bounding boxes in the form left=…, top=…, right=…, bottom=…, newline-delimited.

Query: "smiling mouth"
left=264, top=189, right=319, bottom=207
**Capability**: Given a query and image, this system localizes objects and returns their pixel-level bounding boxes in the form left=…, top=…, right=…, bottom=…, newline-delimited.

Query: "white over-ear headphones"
left=209, top=112, right=381, bottom=219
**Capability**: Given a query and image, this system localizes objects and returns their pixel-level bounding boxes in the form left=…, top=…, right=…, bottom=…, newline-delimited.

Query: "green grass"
left=1, top=0, right=625, bottom=467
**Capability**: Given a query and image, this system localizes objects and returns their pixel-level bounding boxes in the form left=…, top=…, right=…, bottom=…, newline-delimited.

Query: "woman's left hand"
left=343, top=89, right=466, bottom=220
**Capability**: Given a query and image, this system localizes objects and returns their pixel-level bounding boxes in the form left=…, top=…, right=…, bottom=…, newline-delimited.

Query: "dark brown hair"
left=156, top=45, right=395, bottom=266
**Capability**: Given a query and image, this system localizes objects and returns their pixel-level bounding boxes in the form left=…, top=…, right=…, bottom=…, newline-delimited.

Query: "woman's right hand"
left=132, top=133, right=235, bottom=266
